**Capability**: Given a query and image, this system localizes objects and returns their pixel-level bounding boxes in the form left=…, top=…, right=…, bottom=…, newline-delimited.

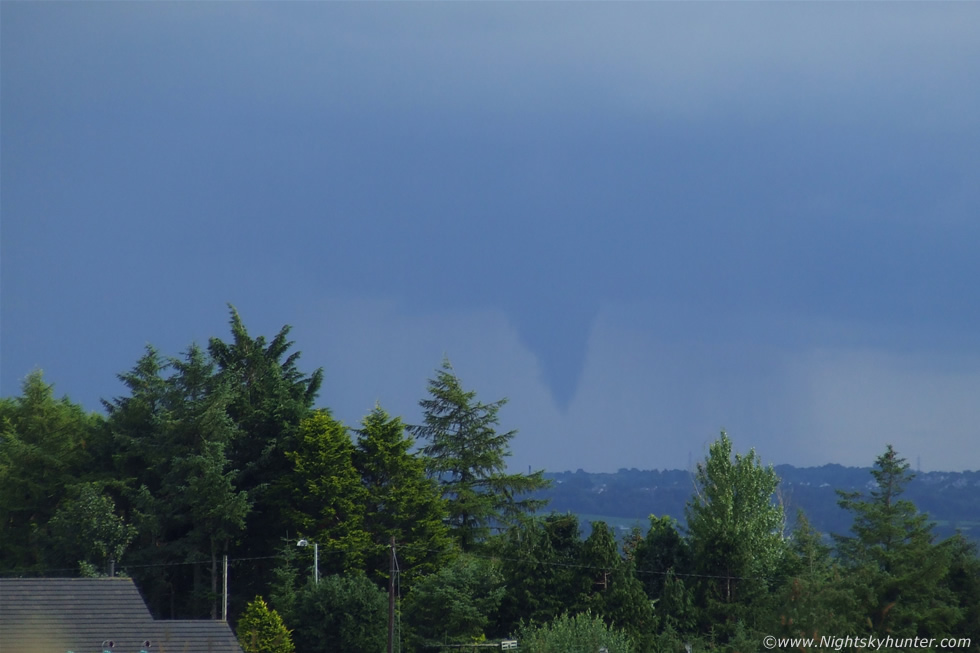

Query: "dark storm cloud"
left=2, top=2, right=979, bottom=468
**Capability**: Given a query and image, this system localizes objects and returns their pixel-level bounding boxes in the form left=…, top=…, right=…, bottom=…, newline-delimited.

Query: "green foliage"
left=411, top=359, right=550, bottom=550
left=292, top=573, right=387, bottom=653
left=944, top=534, right=980, bottom=642
left=632, top=515, right=691, bottom=603
left=631, top=516, right=698, bottom=636
left=208, top=305, right=323, bottom=598
left=0, top=371, right=103, bottom=572
left=48, top=482, right=136, bottom=572
left=354, top=405, right=451, bottom=589
left=515, top=610, right=634, bottom=653
left=494, top=513, right=588, bottom=635
left=767, top=511, right=858, bottom=641
left=236, top=596, right=295, bottom=653
left=268, top=541, right=302, bottom=627
left=402, top=553, right=506, bottom=649
left=7, top=310, right=980, bottom=643
left=835, top=445, right=961, bottom=638
left=286, top=410, right=371, bottom=574
left=579, top=521, right=654, bottom=650
left=104, top=344, right=248, bottom=618
left=685, top=431, right=785, bottom=642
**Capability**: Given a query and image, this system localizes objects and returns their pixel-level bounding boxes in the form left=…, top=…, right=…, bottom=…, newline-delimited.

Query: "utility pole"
left=388, top=536, right=396, bottom=653
left=222, top=554, right=228, bottom=622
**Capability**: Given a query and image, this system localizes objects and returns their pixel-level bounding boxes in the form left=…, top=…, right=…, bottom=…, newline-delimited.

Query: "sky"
left=3, top=2, right=979, bottom=473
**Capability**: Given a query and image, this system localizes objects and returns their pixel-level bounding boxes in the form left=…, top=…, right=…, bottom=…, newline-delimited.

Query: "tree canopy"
left=411, top=358, right=550, bottom=550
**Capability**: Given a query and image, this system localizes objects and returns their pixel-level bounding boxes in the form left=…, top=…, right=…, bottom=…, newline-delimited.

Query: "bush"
left=293, top=573, right=387, bottom=653
left=236, top=596, right=294, bottom=653
left=515, top=611, right=634, bottom=653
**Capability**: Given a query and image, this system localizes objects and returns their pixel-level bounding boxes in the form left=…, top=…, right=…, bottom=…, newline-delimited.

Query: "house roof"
left=0, top=578, right=243, bottom=653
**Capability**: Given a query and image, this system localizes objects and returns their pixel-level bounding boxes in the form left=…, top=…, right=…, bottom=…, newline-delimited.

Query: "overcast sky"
left=3, top=2, right=979, bottom=473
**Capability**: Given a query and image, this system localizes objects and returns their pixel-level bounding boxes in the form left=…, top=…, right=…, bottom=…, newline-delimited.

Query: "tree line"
left=1, top=307, right=978, bottom=652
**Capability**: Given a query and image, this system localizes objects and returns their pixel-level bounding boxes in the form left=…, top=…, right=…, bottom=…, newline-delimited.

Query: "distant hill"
left=534, top=464, right=980, bottom=542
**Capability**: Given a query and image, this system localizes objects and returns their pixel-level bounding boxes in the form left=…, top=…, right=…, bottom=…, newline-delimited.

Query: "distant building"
left=0, top=577, right=242, bottom=653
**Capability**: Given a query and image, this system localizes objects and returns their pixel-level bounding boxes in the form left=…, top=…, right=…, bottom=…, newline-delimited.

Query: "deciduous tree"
left=292, top=573, right=387, bottom=653
left=685, top=431, right=785, bottom=641
left=402, top=553, right=506, bottom=649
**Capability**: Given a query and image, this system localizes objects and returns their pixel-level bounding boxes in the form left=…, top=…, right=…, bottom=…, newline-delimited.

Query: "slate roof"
left=0, top=578, right=243, bottom=653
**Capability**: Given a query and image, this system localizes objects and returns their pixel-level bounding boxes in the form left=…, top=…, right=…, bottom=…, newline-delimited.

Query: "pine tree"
left=835, top=445, right=960, bottom=638
left=169, top=345, right=249, bottom=618
left=411, top=359, right=549, bottom=550
left=353, top=405, right=451, bottom=588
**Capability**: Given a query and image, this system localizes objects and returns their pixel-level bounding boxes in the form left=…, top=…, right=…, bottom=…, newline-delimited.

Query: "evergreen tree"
left=104, top=345, right=248, bottom=618
left=632, top=516, right=697, bottom=636
left=943, top=534, right=980, bottom=643
left=286, top=410, right=371, bottom=575
left=835, top=445, right=960, bottom=639
left=168, top=345, right=249, bottom=618
left=208, top=306, right=322, bottom=551
left=411, top=358, right=549, bottom=550
left=494, top=513, right=589, bottom=634
left=0, top=371, right=102, bottom=572
left=579, top=521, right=654, bottom=650
left=768, top=511, right=858, bottom=642
left=237, top=596, right=295, bottom=653
left=353, top=405, right=451, bottom=589
left=207, top=306, right=323, bottom=608
left=632, top=515, right=691, bottom=602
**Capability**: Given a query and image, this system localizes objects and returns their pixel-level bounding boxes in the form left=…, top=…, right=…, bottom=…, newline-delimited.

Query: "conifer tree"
left=207, top=306, right=323, bottom=607
left=835, top=445, right=960, bottom=638
left=579, top=521, right=654, bottom=650
left=286, top=410, right=370, bottom=574
left=0, top=371, right=102, bottom=571
left=104, top=344, right=248, bottom=618
left=769, top=512, right=858, bottom=641
left=411, top=358, right=549, bottom=550
left=237, top=596, right=295, bottom=653
left=208, top=306, right=322, bottom=551
left=493, top=513, right=588, bottom=634
left=353, top=405, right=450, bottom=588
